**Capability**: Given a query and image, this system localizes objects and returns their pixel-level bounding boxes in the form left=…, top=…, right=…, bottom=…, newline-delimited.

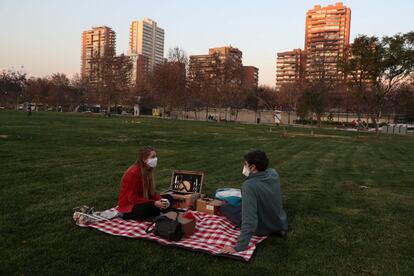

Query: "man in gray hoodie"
left=219, top=150, right=288, bottom=253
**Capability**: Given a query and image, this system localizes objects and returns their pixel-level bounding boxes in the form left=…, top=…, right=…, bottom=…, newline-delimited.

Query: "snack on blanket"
left=182, top=211, right=196, bottom=221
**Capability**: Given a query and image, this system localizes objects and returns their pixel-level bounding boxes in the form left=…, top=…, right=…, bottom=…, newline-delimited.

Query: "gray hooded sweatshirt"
left=234, top=168, right=288, bottom=251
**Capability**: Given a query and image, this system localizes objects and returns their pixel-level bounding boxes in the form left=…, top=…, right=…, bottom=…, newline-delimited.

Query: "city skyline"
left=1, top=0, right=413, bottom=86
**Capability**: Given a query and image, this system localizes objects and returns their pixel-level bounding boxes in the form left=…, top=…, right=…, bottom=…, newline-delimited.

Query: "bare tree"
left=0, top=69, right=27, bottom=109
left=48, top=73, right=70, bottom=111
left=87, top=52, right=132, bottom=113
left=299, top=53, right=335, bottom=128
left=220, top=55, right=243, bottom=121
left=278, top=82, right=302, bottom=124
left=168, top=47, right=189, bottom=65
left=151, top=48, right=188, bottom=115
left=26, top=77, right=50, bottom=107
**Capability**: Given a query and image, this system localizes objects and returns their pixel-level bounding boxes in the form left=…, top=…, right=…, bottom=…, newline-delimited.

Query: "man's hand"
left=154, top=200, right=167, bottom=210
left=219, top=246, right=236, bottom=254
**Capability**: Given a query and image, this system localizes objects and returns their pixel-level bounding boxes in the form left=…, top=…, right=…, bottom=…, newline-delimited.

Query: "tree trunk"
left=107, top=95, right=111, bottom=115
left=16, top=93, right=19, bottom=110
left=282, top=126, right=287, bottom=137
left=372, top=116, right=379, bottom=136
left=317, top=114, right=322, bottom=128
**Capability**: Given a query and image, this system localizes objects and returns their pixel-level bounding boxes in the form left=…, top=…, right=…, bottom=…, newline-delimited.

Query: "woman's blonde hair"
left=135, top=146, right=156, bottom=198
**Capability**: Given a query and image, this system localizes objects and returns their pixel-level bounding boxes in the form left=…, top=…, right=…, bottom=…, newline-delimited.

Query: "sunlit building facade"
left=242, top=66, right=259, bottom=90
left=189, top=46, right=243, bottom=88
left=275, top=49, right=304, bottom=91
left=304, top=2, right=351, bottom=81
left=129, top=18, right=164, bottom=71
left=81, top=26, right=116, bottom=82
left=129, top=54, right=149, bottom=88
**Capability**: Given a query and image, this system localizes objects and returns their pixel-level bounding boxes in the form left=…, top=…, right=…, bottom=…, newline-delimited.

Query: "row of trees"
left=147, top=32, right=414, bottom=131
left=1, top=32, right=413, bottom=132
left=0, top=55, right=134, bottom=112
left=147, top=47, right=250, bottom=120
left=278, top=31, right=414, bottom=132
left=0, top=70, right=85, bottom=111
left=342, top=32, right=414, bottom=131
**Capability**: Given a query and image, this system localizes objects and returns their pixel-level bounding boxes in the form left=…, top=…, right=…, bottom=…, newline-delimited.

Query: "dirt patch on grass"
left=335, top=181, right=361, bottom=192
left=0, top=135, right=9, bottom=139
left=288, top=133, right=352, bottom=139
left=105, top=135, right=131, bottom=142
left=332, top=206, right=363, bottom=216
left=123, top=119, right=141, bottom=124
left=335, top=181, right=370, bottom=193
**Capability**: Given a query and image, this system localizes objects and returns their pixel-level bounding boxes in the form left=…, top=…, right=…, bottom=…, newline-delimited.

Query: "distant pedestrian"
left=133, top=104, right=140, bottom=117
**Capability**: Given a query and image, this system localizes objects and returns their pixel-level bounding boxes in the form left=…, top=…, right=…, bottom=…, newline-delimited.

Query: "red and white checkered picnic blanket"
left=80, top=209, right=267, bottom=262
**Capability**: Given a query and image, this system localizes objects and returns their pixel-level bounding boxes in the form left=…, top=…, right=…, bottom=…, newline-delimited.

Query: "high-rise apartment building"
left=275, top=49, right=304, bottom=91
left=129, top=54, right=149, bottom=89
left=276, top=3, right=351, bottom=89
left=304, top=2, right=351, bottom=81
left=189, top=46, right=243, bottom=88
left=81, top=26, right=116, bottom=82
left=129, top=18, right=164, bottom=71
left=242, top=66, right=259, bottom=90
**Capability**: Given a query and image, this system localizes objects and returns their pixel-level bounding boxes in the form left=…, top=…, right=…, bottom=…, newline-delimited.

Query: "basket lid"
left=169, top=170, right=204, bottom=194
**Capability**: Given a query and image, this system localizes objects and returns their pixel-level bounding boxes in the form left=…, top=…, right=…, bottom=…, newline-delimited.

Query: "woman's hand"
left=154, top=200, right=167, bottom=210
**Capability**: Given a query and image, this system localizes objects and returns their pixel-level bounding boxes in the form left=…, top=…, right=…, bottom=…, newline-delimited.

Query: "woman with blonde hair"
left=117, top=147, right=172, bottom=220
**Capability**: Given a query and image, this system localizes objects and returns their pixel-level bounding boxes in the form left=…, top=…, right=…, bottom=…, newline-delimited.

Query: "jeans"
left=220, top=203, right=242, bottom=227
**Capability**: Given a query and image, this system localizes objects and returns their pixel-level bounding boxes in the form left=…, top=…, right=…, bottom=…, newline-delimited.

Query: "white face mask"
left=146, top=157, right=158, bottom=168
left=242, top=165, right=250, bottom=177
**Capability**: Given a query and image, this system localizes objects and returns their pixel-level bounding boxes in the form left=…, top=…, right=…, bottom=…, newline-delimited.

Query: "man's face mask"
left=242, top=164, right=251, bottom=177
left=146, top=157, right=158, bottom=168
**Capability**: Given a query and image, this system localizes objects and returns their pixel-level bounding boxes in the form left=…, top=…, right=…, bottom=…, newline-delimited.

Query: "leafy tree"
left=342, top=32, right=414, bottom=133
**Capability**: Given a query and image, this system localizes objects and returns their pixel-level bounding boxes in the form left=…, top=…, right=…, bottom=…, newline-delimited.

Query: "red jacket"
left=117, top=164, right=161, bottom=213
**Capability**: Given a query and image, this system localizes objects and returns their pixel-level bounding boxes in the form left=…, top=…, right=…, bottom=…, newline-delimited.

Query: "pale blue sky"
left=0, top=0, right=413, bottom=86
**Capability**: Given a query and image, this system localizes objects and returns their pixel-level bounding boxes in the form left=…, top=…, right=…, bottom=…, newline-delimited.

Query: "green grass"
left=1, top=110, right=413, bottom=275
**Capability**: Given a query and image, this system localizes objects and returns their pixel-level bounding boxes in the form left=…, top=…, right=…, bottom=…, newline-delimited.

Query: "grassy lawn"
left=1, top=110, right=413, bottom=275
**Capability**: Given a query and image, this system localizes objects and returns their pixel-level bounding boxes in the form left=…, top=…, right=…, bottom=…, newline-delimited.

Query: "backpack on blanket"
left=146, top=212, right=183, bottom=241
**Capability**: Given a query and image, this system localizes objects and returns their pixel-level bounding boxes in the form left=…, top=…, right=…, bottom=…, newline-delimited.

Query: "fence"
left=167, top=108, right=393, bottom=126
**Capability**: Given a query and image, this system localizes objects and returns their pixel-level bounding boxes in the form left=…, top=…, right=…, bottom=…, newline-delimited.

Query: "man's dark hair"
left=244, top=150, right=269, bottom=171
